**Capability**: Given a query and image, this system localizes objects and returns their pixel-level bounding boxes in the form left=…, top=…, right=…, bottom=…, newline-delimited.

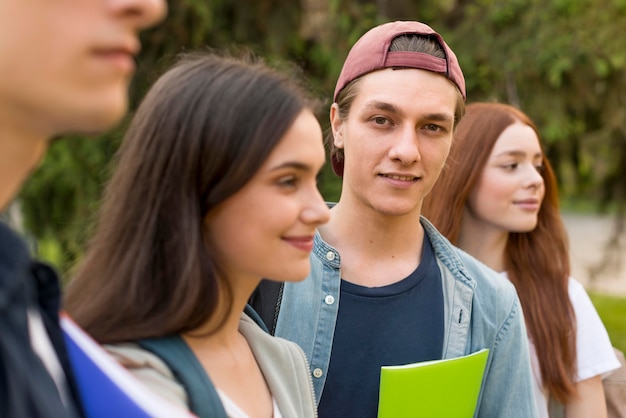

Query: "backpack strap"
left=137, top=336, right=226, bottom=418
left=248, top=280, right=284, bottom=334
left=243, top=303, right=269, bottom=332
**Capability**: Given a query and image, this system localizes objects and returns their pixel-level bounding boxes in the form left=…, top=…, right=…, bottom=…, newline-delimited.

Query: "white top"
left=519, top=277, right=621, bottom=418
left=217, top=388, right=283, bottom=418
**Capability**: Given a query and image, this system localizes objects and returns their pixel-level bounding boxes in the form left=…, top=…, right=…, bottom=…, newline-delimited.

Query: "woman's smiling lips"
left=514, top=198, right=540, bottom=211
left=283, top=236, right=315, bottom=252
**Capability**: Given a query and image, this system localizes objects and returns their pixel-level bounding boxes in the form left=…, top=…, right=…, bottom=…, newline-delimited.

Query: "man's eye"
left=373, top=116, right=388, bottom=125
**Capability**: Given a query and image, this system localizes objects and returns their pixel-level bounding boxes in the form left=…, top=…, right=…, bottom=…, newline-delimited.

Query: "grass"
left=589, top=292, right=626, bottom=354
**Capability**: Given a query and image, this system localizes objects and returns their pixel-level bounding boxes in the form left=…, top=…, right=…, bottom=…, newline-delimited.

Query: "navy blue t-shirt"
left=317, top=235, right=444, bottom=418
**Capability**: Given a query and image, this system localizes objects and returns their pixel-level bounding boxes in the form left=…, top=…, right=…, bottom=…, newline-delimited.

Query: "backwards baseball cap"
left=334, top=21, right=465, bottom=101
left=331, top=21, right=466, bottom=176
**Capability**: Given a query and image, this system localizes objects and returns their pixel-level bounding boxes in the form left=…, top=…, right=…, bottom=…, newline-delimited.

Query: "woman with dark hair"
left=64, top=53, right=329, bottom=418
left=423, top=102, right=620, bottom=417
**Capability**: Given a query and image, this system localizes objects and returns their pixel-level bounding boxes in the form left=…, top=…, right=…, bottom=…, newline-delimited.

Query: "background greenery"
left=16, top=0, right=626, bottom=277
left=590, top=292, right=626, bottom=354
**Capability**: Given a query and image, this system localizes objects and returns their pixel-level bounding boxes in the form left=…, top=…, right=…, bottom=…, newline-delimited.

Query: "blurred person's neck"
left=0, top=122, right=48, bottom=212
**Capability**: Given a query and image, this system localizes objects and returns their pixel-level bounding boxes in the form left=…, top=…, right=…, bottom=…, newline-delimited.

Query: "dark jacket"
left=0, top=222, right=83, bottom=418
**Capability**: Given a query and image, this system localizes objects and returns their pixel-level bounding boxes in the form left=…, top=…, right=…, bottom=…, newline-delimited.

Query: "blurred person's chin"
left=53, top=93, right=129, bottom=137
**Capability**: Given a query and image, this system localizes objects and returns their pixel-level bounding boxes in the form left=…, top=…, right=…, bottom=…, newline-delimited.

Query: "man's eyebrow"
left=422, top=113, right=454, bottom=124
left=362, top=101, right=400, bottom=114
left=362, top=101, right=454, bottom=124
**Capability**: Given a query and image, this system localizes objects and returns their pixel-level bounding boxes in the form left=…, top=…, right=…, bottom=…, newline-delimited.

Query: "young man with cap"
left=251, top=21, right=538, bottom=417
left=0, top=1, right=166, bottom=417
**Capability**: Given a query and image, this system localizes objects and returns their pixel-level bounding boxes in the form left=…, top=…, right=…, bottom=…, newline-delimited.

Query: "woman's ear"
left=329, top=103, right=344, bottom=150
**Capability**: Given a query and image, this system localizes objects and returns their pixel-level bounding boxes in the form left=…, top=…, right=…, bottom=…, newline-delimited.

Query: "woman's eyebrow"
left=269, top=161, right=314, bottom=172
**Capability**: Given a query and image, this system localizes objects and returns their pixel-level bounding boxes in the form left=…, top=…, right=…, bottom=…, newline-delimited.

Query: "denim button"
left=325, top=251, right=335, bottom=261
left=324, top=295, right=335, bottom=305
left=313, top=368, right=323, bottom=378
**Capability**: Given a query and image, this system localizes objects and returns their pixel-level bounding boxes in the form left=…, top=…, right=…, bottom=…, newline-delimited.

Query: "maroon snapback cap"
left=331, top=21, right=466, bottom=176
left=333, top=21, right=466, bottom=101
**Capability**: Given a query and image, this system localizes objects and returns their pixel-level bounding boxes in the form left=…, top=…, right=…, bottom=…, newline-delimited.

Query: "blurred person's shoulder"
left=0, top=221, right=31, bottom=292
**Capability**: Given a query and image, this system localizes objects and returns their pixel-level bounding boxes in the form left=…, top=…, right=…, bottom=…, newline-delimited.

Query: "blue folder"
left=61, top=315, right=194, bottom=418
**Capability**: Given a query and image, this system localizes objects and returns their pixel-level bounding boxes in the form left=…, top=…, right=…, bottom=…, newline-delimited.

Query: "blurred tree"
left=446, top=0, right=626, bottom=275
left=447, top=0, right=626, bottom=202
left=16, top=0, right=626, bottom=276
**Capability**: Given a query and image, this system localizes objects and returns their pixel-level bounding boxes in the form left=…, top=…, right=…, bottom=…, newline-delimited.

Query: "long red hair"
left=423, top=102, right=577, bottom=402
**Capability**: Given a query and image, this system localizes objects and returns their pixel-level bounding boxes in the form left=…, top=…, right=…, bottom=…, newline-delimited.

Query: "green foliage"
left=589, top=292, right=626, bottom=354
left=447, top=0, right=626, bottom=204
left=17, top=0, right=626, bottom=275
left=19, top=129, right=125, bottom=274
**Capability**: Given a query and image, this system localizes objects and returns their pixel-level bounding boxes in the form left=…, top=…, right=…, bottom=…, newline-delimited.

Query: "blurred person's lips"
left=92, top=40, right=139, bottom=73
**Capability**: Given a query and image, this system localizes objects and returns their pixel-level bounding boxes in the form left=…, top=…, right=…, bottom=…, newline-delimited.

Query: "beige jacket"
left=107, top=313, right=317, bottom=418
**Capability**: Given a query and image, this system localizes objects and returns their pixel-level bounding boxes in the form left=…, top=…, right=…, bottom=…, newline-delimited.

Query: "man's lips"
left=380, top=174, right=419, bottom=181
left=92, top=40, right=140, bottom=73
left=379, top=173, right=421, bottom=188
left=93, top=49, right=136, bottom=72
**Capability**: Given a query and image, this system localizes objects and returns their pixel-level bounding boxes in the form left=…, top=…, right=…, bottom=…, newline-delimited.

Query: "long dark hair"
left=65, top=53, right=316, bottom=344
left=423, top=102, right=577, bottom=402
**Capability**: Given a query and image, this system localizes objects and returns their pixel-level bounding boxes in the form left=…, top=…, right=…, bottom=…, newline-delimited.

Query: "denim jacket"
left=274, top=217, right=538, bottom=418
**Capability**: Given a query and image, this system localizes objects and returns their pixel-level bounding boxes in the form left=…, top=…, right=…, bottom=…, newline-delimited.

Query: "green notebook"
left=378, top=348, right=489, bottom=418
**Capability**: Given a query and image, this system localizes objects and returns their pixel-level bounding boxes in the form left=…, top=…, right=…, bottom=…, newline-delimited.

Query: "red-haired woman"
left=423, top=102, right=620, bottom=417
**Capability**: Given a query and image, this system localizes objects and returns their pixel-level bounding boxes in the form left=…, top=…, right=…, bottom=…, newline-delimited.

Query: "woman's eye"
left=535, top=164, right=545, bottom=173
left=502, top=163, right=518, bottom=171
left=278, top=176, right=298, bottom=188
